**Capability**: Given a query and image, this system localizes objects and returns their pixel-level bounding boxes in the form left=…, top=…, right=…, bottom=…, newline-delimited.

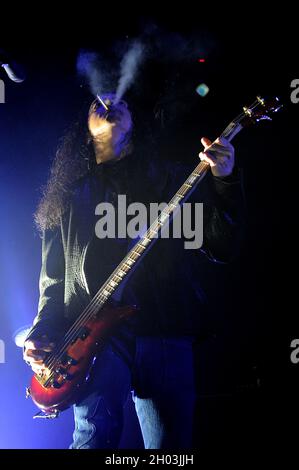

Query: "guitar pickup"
left=61, top=354, right=78, bottom=366
left=51, top=381, right=62, bottom=389
left=79, top=326, right=90, bottom=341
left=66, top=356, right=78, bottom=366
left=70, top=326, right=90, bottom=344
left=55, top=367, right=73, bottom=381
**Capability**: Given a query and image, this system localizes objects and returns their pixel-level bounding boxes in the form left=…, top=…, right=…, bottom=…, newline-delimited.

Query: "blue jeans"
left=70, top=336, right=196, bottom=449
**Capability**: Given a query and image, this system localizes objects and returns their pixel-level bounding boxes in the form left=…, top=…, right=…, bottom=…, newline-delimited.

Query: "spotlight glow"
left=196, top=83, right=210, bottom=97
left=13, top=325, right=32, bottom=348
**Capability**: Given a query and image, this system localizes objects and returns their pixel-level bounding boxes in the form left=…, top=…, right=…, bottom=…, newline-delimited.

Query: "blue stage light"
left=13, top=325, right=32, bottom=348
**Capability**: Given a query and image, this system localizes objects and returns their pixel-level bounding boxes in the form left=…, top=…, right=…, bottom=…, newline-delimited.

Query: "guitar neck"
left=96, top=160, right=209, bottom=303
left=90, top=119, right=244, bottom=314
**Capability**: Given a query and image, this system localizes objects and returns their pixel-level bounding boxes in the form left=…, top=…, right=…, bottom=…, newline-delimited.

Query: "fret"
left=187, top=174, right=197, bottom=184
left=135, top=244, right=144, bottom=251
left=171, top=195, right=182, bottom=205
left=159, top=212, right=169, bottom=224
left=123, top=260, right=132, bottom=268
left=131, top=250, right=142, bottom=257
left=106, top=284, right=115, bottom=291
left=147, top=228, right=158, bottom=238
left=134, top=246, right=144, bottom=256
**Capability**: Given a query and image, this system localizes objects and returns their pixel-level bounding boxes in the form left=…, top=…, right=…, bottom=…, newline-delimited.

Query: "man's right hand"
left=23, top=335, right=56, bottom=375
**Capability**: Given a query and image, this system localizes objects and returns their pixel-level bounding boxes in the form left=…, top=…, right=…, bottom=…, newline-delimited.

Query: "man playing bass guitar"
left=24, top=93, right=244, bottom=449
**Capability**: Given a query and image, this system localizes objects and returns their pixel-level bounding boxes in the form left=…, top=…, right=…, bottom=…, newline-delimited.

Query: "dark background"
left=0, top=12, right=298, bottom=454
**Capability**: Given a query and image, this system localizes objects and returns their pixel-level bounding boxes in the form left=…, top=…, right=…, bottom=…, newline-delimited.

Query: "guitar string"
left=44, top=141, right=229, bottom=371
left=43, top=100, right=260, bottom=377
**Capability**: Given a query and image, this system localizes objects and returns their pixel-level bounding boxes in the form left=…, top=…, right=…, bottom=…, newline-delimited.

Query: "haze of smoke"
left=114, top=41, right=144, bottom=103
left=76, top=50, right=103, bottom=97
left=75, top=28, right=211, bottom=102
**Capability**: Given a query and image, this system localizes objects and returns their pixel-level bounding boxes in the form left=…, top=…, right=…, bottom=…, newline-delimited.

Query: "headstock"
left=242, top=96, right=283, bottom=126
left=221, top=96, right=283, bottom=142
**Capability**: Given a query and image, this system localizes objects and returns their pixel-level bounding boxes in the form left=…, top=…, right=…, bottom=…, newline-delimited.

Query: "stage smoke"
left=76, top=50, right=104, bottom=96
left=114, top=41, right=144, bottom=103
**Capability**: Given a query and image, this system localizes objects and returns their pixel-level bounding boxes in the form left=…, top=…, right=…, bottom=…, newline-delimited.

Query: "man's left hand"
left=199, top=137, right=235, bottom=178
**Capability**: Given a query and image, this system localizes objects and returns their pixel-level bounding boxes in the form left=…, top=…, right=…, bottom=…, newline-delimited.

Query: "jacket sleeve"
left=200, top=169, right=245, bottom=263
left=25, top=225, right=68, bottom=342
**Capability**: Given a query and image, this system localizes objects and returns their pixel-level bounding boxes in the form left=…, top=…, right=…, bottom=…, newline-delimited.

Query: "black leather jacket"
left=26, top=155, right=244, bottom=342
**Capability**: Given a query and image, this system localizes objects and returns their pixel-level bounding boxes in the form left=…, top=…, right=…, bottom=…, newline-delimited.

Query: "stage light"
left=13, top=325, right=32, bottom=348
left=198, top=58, right=206, bottom=63
left=196, top=83, right=210, bottom=97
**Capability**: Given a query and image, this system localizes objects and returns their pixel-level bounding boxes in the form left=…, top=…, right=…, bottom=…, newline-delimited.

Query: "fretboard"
left=94, top=159, right=210, bottom=308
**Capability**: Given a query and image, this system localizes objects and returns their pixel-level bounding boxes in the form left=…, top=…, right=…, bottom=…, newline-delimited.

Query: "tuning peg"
left=257, top=96, right=265, bottom=105
left=243, top=106, right=253, bottom=116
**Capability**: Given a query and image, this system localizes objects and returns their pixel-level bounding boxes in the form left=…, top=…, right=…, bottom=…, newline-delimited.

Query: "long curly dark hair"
left=34, top=107, right=96, bottom=232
